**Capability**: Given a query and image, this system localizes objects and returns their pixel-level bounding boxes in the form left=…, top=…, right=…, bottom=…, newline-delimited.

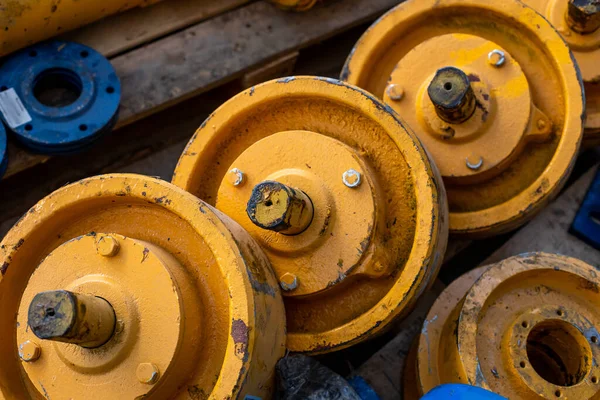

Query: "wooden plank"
left=4, top=0, right=398, bottom=179
left=483, top=164, right=600, bottom=267
left=111, top=0, right=399, bottom=127
left=63, top=0, right=251, bottom=58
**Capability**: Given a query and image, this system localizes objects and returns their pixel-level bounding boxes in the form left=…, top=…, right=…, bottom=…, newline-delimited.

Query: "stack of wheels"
left=522, top=0, right=600, bottom=147
left=0, top=0, right=163, bottom=57
left=173, top=76, right=448, bottom=353
left=0, top=41, right=121, bottom=155
left=0, top=174, right=285, bottom=399
left=342, top=0, right=585, bottom=237
left=406, top=253, right=600, bottom=400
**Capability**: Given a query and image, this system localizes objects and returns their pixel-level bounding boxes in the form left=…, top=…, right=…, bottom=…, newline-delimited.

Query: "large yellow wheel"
left=342, top=0, right=585, bottom=237
left=523, top=0, right=600, bottom=147
left=0, top=174, right=285, bottom=399
left=173, top=76, right=448, bottom=354
left=407, top=253, right=600, bottom=399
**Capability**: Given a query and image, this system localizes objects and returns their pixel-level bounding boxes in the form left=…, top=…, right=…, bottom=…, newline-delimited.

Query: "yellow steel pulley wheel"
left=173, top=76, right=448, bottom=354
left=342, top=0, right=585, bottom=237
left=0, top=174, right=285, bottom=400
left=523, top=0, right=600, bottom=147
left=0, top=0, right=162, bottom=57
left=405, top=253, right=600, bottom=400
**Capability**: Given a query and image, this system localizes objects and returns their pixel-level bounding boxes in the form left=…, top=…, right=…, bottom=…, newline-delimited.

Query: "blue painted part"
left=347, top=376, right=381, bottom=400
left=0, top=40, right=121, bottom=155
left=571, top=168, right=600, bottom=249
left=421, top=384, right=507, bottom=399
left=0, top=122, right=7, bottom=178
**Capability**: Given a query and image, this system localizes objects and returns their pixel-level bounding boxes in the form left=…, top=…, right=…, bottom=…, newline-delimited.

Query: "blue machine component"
left=0, top=122, right=7, bottom=178
left=421, top=384, right=507, bottom=399
left=0, top=40, right=120, bottom=155
left=347, top=376, right=381, bottom=400
left=571, top=167, right=600, bottom=249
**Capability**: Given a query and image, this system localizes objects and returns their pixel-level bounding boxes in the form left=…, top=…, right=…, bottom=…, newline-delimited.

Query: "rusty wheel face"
left=409, top=253, right=600, bottom=400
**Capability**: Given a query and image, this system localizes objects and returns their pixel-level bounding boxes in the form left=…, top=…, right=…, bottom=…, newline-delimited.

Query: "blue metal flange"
left=571, top=167, right=600, bottom=250
left=0, top=40, right=121, bottom=155
left=0, top=122, right=7, bottom=178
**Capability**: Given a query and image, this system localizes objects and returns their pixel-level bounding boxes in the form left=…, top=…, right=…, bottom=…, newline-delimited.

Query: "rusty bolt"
left=227, top=168, right=245, bottom=187
left=28, top=290, right=116, bottom=348
left=19, top=340, right=41, bottom=362
left=279, top=273, right=298, bottom=291
left=488, top=49, right=506, bottom=67
left=466, top=155, right=484, bottom=171
left=568, top=0, right=600, bottom=34
left=342, top=169, right=362, bottom=188
left=246, top=181, right=314, bottom=235
left=96, top=235, right=120, bottom=257
left=386, top=84, right=404, bottom=101
left=137, top=363, right=160, bottom=384
left=428, top=67, right=476, bottom=124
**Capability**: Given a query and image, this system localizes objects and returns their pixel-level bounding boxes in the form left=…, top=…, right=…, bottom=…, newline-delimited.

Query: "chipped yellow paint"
left=406, top=253, right=600, bottom=399
left=173, top=76, right=449, bottom=354
left=0, top=174, right=285, bottom=399
left=269, top=0, right=317, bottom=12
left=342, top=0, right=584, bottom=238
left=523, top=0, right=600, bottom=147
left=0, top=0, right=162, bottom=57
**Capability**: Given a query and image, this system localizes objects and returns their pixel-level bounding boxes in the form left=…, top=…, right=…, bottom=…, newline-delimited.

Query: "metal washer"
left=0, top=40, right=121, bottom=155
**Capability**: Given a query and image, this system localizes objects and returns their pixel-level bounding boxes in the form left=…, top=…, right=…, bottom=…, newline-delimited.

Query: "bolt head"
left=279, top=273, right=298, bottom=291
left=386, top=84, right=404, bottom=101
left=466, top=155, right=484, bottom=171
left=227, top=168, right=245, bottom=187
left=488, top=49, right=506, bottom=67
left=568, top=0, right=600, bottom=33
left=342, top=169, right=362, bottom=188
left=96, top=235, right=120, bottom=257
left=137, top=363, right=160, bottom=384
left=19, top=340, right=41, bottom=362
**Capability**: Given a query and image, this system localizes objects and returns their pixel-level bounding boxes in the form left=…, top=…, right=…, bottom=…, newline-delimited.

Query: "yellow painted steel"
left=0, top=0, right=162, bottom=57
left=0, top=174, right=286, bottom=400
left=405, top=253, right=600, bottom=400
left=523, top=0, right=600, bottom=147
left=173, top=76, right=449, bottom=354
left=342, top=0, right=585, bottom=238
left=269, top=0, right=317, bottom=12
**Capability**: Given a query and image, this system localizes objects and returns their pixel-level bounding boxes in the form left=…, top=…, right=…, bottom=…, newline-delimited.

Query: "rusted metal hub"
left=522, top=0, right=600, bottom=146
left=342, top=0, right=584, bottom=237
left=28, top=290, right=116, bottom=348
left=173, top=76, right=448, bottom=354
left=0, top=174, right=285, bottom=399
left=568, top=0, right=600, bottom=34
left=405, top=253, right=600, bottom=400
left=247, top=181, right=314, bottom=235
left=427, top=67, right=476, bottom=124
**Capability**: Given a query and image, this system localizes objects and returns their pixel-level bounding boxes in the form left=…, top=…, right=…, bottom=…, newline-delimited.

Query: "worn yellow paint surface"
left=173, top=76, right=449, bottom=354
left=0, top=174, right=286, bottom=399
left=407, top=253, right=600, bottom=399
left=0, top=0, right=161, bottom=57
left=269, top=0, right=317, bottom=12
left=342, top=0, right=585, bottom=238
left=523, top=0, right=600, bottom=146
